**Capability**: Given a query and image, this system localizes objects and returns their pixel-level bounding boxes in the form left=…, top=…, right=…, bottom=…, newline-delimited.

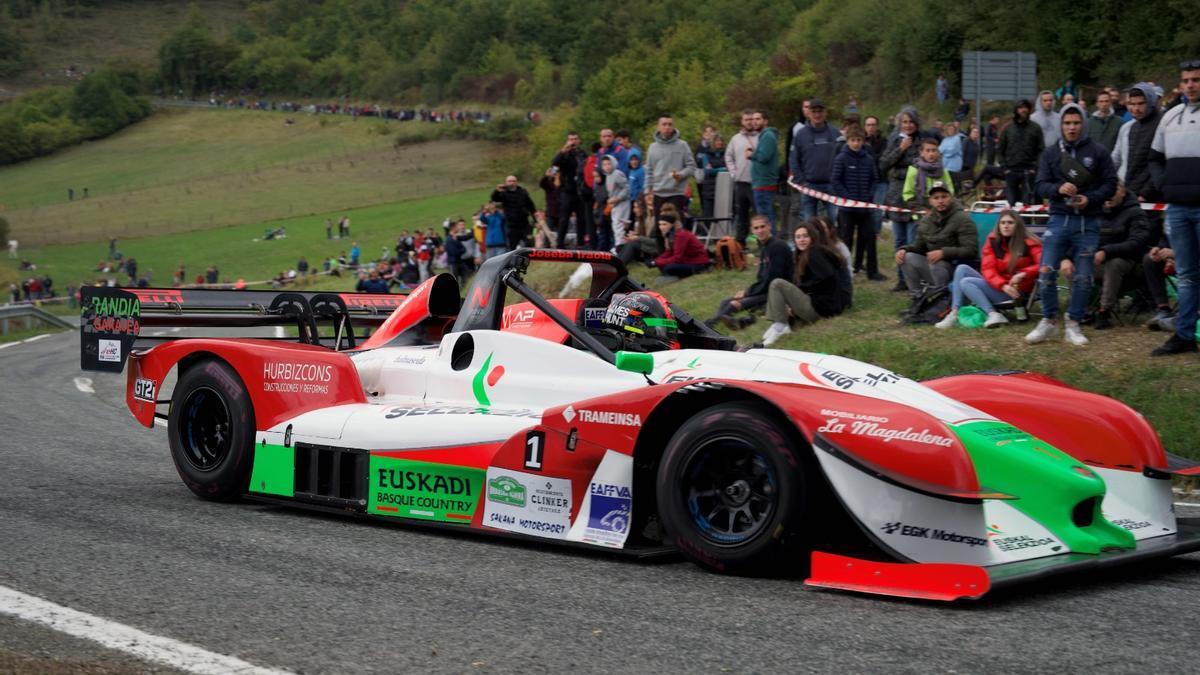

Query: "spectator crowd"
left=12, top=61, right=1199, bottom=360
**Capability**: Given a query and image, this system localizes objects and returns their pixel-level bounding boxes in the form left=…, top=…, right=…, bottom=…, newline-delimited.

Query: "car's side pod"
left=125, top=339, right=367, bottom=430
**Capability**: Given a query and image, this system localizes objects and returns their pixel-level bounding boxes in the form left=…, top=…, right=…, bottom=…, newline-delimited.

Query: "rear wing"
left=81, top=286, right=404, bottom=372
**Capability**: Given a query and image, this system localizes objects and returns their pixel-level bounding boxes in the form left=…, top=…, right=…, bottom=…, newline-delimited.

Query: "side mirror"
left=615, top=351, right=654, bottom=375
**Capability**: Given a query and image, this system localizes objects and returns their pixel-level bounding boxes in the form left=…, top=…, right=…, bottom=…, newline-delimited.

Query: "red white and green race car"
left=81, top=248, right=1200, bottom=601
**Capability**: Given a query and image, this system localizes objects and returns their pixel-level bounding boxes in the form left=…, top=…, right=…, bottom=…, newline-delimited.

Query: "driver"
left=601, top=291, right=680, bottom=352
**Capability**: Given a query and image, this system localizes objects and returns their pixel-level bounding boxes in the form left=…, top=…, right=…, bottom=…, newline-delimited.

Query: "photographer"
left=490, top=175, right=537, bottom=250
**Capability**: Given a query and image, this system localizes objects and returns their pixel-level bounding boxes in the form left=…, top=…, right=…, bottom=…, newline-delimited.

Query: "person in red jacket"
left=653, top=213, right=710, bottom=279
left=936, top=210, right=1042, bottom=328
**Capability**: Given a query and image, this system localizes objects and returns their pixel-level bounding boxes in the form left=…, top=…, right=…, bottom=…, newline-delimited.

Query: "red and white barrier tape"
left=786, top=180, right=1171, bottom=214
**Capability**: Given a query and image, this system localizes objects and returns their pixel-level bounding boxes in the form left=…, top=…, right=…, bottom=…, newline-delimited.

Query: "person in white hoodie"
left=724, top=110, right=758, bottom=244
left=601, top=155, right=631, bottom=251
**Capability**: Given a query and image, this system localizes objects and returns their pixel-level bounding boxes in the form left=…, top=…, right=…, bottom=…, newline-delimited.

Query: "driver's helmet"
left=602, top=291, right=679, bottom=351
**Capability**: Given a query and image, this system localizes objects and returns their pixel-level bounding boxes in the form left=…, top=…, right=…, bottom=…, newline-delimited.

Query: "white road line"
left=73, top=377, right=95, bottom=394
left=0, top=585, right=293, bottom=675
left=170, top=327, right=182, bottom=333
left=274, top=326, right=286, bottom=339
left=1174, top=502, right=1200, bottom=508
left=0, top=333, right=55, bottom=350
left=0, top=342, right=15, bottom=351
left=151, top=330, right=166, bottom=336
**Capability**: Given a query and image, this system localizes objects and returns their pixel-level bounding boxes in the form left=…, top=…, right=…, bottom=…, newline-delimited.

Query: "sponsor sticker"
left=368, top=457, right=483, bottom=523
left=98, top=339, right=121, bottom=363
left=817, top=417, right=953, bottom=447
left=262, top=361, right=333, bottom=394
left=133, top=378, right=156, bottom=402
left=483, top=468, right=572, bottom=539
left=879, top=521, right=987, bottom=548
left=384, top=405, right=541, bottom=419
left=562, top=405, right=641, bottom=427
left=585, top=483, right=632, bottom=545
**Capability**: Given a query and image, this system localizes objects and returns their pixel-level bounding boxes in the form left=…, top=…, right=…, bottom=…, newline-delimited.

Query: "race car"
left=81, top=248, right=1200, bottom=601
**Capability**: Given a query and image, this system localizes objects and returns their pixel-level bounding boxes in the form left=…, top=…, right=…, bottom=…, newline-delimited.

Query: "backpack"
left=902, top=285, right=951, bottom=325
left=714, top=236, right=746, bottom=271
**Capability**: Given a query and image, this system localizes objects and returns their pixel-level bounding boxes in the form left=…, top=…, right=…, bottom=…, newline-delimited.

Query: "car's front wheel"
left=168, top=359, right=256, bottom=501
left=656, top=402, right=813, bottom=575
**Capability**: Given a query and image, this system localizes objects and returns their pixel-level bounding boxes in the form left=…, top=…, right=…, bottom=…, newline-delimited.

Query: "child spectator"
left=936, top=210, right=1041, bottom=329
left=831, top=126, right=884, bottom=281
left=903, top=138, right=956, bottom=208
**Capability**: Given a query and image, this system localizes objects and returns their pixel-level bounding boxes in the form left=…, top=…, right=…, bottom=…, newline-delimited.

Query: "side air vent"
left=1072, top=497, right=1097, bottom=528
left=294, top=443, right=367, bottom=509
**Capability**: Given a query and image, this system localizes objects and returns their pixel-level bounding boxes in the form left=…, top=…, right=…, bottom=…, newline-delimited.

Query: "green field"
left=0, top=108, right=517, bottom=246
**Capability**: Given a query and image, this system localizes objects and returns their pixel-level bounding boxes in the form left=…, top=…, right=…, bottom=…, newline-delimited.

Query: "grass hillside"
left=0, top=107, right=519, bottom=246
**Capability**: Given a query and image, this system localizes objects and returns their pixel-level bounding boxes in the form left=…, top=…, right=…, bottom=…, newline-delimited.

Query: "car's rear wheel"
left=168, top=358, right=256, bottom=501
left=656, top=402, right=812, bottom=575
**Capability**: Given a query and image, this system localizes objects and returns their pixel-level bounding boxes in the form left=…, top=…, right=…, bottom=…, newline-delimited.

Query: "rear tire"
left=655, top=402, right=812, bottom=575
left=168, top=359, right=256, bottom=501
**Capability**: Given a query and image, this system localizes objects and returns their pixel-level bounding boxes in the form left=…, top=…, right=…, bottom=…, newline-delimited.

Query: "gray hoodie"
left=645, top=129, right=697, bottom=197
left=602, top=156, right=629, bottom=203
left=1030, top=90, right=1061, bottom=147
left=725, top=128, right=757, bottom=183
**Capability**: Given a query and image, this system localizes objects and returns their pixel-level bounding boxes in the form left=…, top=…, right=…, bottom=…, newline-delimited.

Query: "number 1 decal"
left=524, top=431, right=545, bottom=471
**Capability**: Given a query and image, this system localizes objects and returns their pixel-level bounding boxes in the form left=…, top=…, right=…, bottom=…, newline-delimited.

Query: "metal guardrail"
left=0, top=304, right=74, bottom=335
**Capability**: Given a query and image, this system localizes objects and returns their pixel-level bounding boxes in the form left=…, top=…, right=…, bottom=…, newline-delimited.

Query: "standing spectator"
left=695, top=126, right=726, bottom=219
left=706, top=215, right=793, bottom=329
left=880, top=106, right=924, bottom=291
left=205, top=265, right=218, bottom=284
left=1088, top=90, right=1122, bottom=151
left=831, top=126, right=885, bottom=280
left=936, top=75, right=949, bottom=104
left=998, top=99, right=1044, bottom=205
left=790, top=99, right=812, bottom=141
left=1148, top=59, right=1200, bottom=356
left=1117, top=83, right=1165, bottom=205
left=938, top=122, right=964, bottom=172
left=645, top=115, right=698, bottom=221
left=651, top=213, right=708, bottom=280
left=725, top=110, right=758, bottom=244
left=350, top=242, right=361, bottom=267
left=480, top=202, right=508, bottom=259
left=341, top=216, right=351, bottom=238
left=895, top=182, right=978, bottom=296
left=108, top=238, right=117, bottom=259
left=297, top=257, right=309, bottom=276
left=602, top=155, right=631, bottom=251
left=1031, top=90, right=1061, bottom=147
left=6, top=239, right=16, bottom=259
left=749, top=110, right=780, bottom=232
left=325, top=218, right=333, bottom=240
left=490, top=175, right=537, bottom=250
left=1092, top=183, right=1153, bottom=329
left=538, top=168, right=560, bottom=244
left=627, top=153, right=645, bottom=207
left=615, top=129, right=642, bottom=165
left=552, top=132, right=591, bottom=248
left=1026, top=104, right=1118, bottom=347
left=984, top=115, right=1001, bottom=166
left=789, top=99, right=839, bottom=223
left=903, top=138, right=955, bottom=208
left=444, top=220, right=471, bottom=286
left=864, top=116, right=888, bottom=235
left=961, top=123, right=981, bottom=178
left=597, top=128, right=629, bottom=173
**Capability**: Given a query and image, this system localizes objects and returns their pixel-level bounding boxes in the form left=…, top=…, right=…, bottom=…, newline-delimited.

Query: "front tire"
left=168, top=359, right=256, bottom=501
left=655, top=402, right=813, bottom=575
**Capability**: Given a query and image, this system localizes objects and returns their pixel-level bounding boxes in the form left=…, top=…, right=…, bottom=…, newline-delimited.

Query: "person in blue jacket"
left=831, top=126, right=885, bottom=280
left=1025, top=103, right=1118, bottom=347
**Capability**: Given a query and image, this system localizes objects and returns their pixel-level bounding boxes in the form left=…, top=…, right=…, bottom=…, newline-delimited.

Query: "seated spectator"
left=761, top=221, right=849, bottom=346
left=356, top=268, right=390, bottom=294
left=297, top=257, right=309, bottom=275
left=1092, top=183, right=1153, bottom=329
left=616, top=198, right=662, bottom=266
left=813, top=215, right=854, bottom=309
left=706, top=215, right=793, bottom=329
left=902, top=138, right=956, bottom=209
left=895, top=182, right=979, bottom=296
left=936, top=210, right=1042, bottom=329
left=1143, top=236, right=1176, bottom=332
left=651, top=213, right=708, bottom=280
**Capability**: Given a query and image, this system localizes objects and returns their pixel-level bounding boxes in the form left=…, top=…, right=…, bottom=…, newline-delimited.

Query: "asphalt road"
left=4, top=330, right=1200, bottom=673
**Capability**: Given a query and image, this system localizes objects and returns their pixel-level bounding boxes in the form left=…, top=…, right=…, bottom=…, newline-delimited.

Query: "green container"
left=958, top=305, right=987, bottom=328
